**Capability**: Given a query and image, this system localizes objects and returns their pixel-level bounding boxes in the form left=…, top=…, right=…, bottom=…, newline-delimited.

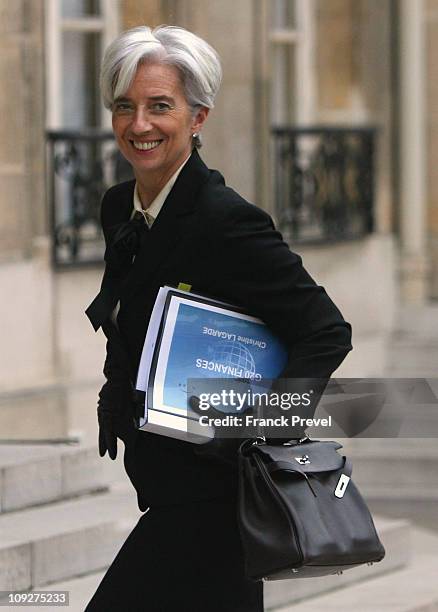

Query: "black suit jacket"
left=86, top=149, right=352, bottom=507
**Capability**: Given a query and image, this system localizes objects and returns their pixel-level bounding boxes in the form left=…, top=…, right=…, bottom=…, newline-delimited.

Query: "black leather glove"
left=96, top=329, right=139, bottom=460
left=97, top=379, right=137, bottom=460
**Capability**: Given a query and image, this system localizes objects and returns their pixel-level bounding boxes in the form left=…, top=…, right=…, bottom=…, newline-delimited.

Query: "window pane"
left=271, top=0, right=296, bottom=29
left=61, top=0, right=100, bottom=18
left=62, top=32, right=101, bottom=127
left=271, top=44, right=296, bottom=124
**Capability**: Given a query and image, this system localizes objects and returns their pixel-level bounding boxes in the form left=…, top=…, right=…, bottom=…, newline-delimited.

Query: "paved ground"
left=275, top=526, right=438, bottom=611
left=378, top=303, right=438, bottom=533
left=385, top=303, right=438, bottom=378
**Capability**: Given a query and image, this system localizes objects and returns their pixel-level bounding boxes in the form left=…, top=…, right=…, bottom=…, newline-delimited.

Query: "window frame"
left=269, top=0, right=317, bottom=126
left=45, top=0, right=119, bottom=129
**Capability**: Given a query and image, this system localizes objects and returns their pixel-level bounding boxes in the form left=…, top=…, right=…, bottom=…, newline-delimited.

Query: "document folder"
left=135, top=286, right=288, bottom=443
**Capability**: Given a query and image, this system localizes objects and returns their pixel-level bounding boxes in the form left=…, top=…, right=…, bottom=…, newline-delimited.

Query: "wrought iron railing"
left=47, top=127, right=375, bottom=265
left=272, top=126, right=376, bottom=245
left=47, top=129, right=133, bottom=267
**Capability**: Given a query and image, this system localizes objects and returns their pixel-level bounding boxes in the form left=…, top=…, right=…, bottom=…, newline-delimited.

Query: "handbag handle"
left=266, top=457, right=352, bottom=478
left=265, top=460, right=317, bottom=497
left=239, top=435, right=312, bottom=456
left=264, top=456, right=352, bottom=498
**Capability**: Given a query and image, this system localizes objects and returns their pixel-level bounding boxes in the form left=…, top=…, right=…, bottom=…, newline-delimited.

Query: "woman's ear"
left=192, top=106, right=209, bottom=134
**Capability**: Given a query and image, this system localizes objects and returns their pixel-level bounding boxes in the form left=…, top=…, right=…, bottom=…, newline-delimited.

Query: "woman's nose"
left=131, top=108, right=152, bottom=133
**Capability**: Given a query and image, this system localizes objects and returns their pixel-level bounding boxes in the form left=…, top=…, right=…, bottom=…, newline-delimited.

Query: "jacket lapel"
left=86, top=180, right=135, bottom=331
left=119, top=150, right=211, bottom=304
left=103, top=180, right=136, bottom=253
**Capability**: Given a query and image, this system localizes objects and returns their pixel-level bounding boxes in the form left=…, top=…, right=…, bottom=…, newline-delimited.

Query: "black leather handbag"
left=237, top=437, right=386, bottom=581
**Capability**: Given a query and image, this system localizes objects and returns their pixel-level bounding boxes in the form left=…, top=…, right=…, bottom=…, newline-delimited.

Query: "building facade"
left=0, top=0, right=436, bottom=440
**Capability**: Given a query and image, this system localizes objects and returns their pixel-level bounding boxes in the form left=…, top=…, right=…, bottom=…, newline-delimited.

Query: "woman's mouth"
left=131, top=139, right=162, bottom=151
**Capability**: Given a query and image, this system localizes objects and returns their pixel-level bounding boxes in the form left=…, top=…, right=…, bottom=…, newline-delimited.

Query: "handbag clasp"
left=295, top=454, right=311, bottom=465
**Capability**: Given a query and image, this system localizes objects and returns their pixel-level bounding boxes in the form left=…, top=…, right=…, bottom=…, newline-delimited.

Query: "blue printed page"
left=152, top=297, right=288, bottom=416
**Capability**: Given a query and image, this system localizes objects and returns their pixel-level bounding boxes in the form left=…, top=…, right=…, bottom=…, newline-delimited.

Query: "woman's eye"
left=151, top=102, right=171, bottom=112
left=113, top=102, right=133, bottom=113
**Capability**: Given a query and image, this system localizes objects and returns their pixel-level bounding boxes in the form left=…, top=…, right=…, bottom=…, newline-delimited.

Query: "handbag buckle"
left=295, top=454, right=311, bottom=465
left=253, top=436, right=266, bottom=446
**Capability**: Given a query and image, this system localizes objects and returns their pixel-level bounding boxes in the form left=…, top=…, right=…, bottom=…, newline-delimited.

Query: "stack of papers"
left=135, top=286, right=288, bottom=443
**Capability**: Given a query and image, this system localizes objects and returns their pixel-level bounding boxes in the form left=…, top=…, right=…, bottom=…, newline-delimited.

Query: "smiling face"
left=112, top=62, right=208, bottom=189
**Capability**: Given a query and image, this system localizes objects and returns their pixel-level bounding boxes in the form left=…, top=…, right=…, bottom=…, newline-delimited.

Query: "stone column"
left=161, top=0, right=257, bottom=205
left=425, top=0, right=438, bottom=298
left=120, top=0, right=163, bottom=29
left=0, top=1, right=63, bottom=439
left=399, top=0, right=429, bottom=302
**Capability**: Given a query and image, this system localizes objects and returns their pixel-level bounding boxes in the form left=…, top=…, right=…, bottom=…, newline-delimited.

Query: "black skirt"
left=85, top=498, right=263, bottom=612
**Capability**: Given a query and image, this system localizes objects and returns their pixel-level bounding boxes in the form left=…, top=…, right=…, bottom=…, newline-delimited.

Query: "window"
left=45, top=1, right=122, bottom=266
left=46, top=0, right=119, bottom=129
left=269, top=0, right=316, bottom=126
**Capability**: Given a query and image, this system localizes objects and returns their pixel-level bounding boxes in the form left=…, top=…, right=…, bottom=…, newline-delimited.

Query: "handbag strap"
left=343, top=457, right=352, bottom=478
left=264, top=460, right=317, bottom=497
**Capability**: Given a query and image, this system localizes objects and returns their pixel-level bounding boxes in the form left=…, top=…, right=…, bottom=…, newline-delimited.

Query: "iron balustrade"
left=47, top=127, right=375, bottom=266
left=272, top=127, right=376, bottom=245
left=47, top=129, right=133, bottom=267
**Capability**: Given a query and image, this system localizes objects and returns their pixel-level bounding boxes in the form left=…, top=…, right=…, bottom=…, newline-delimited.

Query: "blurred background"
left=0, top=1, right=437, bottom=610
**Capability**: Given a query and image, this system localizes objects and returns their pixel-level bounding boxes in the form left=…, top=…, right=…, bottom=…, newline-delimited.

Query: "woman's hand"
left=97, top=380, right=137, bottom=460
left=97, top=390, right=118, bottom=459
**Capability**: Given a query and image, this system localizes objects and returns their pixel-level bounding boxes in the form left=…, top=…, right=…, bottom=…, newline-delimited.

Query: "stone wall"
left=426, top=0, right=438, bottom=297
left=0, top=0, right=46, bottom=257
left=312, top=0, right=397, bottom=371
left=0, top=1, right=57, bottom=397
left=121, top=0, right=258, bottom=205
left=120, top=0, right=163, bottom=30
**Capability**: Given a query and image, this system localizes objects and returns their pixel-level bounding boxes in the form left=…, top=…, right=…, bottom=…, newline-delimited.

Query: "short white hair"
left=100, top=25, right=222, bottom=146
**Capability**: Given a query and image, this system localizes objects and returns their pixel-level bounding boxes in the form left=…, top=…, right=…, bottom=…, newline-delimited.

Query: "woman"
left=85, top=25, right=352, bottom=611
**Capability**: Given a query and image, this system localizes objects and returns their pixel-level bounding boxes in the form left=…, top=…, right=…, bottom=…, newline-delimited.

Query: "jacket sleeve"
left=97, top=190, right=135, bottom=412
left=208, top=200, right=352, bottom=388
